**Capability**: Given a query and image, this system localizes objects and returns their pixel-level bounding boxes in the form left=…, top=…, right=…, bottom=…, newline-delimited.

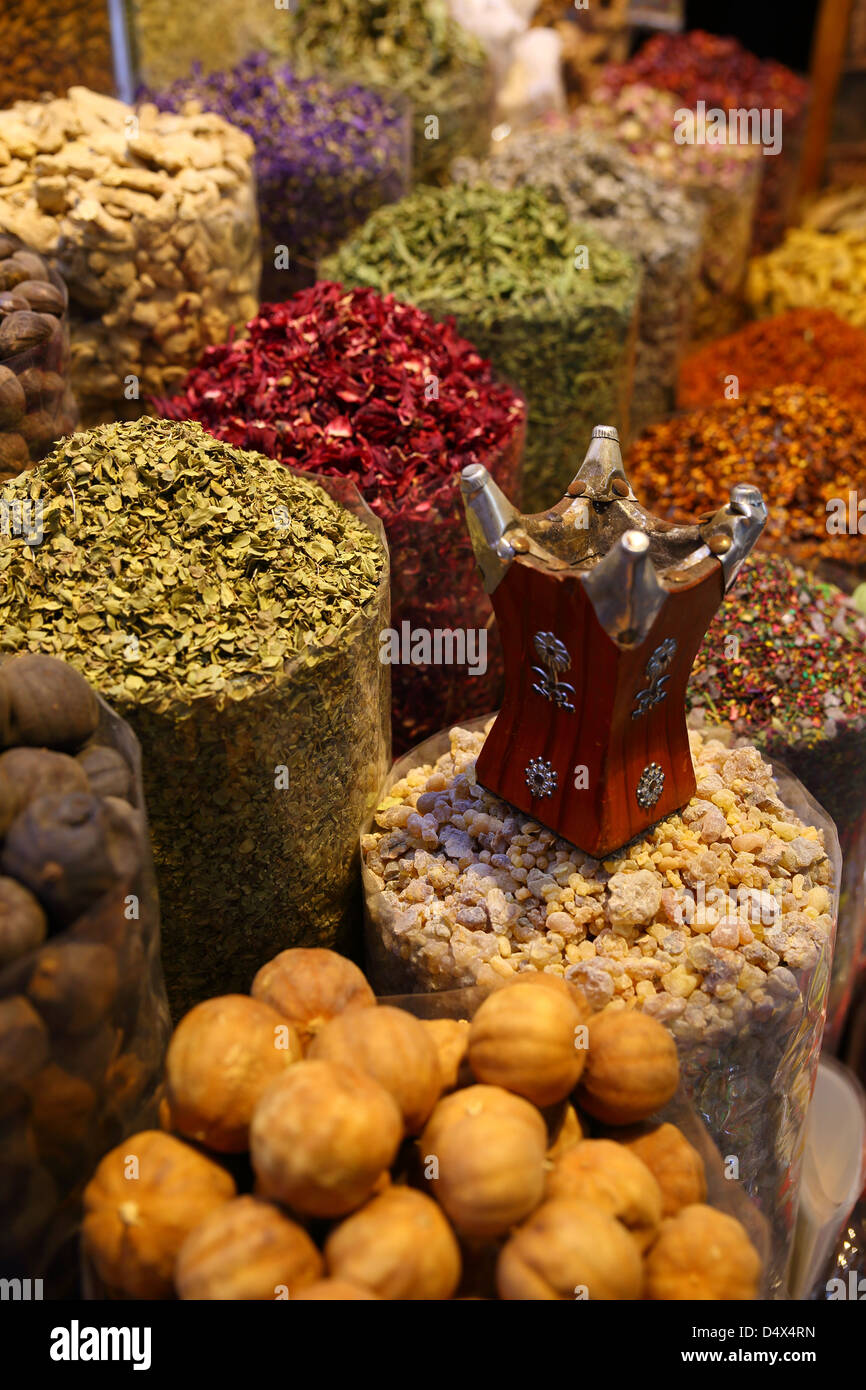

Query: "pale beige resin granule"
left=361, top=725, right=834, bottom=1046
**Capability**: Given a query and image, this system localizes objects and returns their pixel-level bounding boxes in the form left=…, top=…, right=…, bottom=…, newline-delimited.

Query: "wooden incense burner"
left=461, top=425, right=767, bottom=858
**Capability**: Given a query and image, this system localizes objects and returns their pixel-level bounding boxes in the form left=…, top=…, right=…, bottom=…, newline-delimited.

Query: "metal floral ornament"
left=461, top=424, right=768, bottom=857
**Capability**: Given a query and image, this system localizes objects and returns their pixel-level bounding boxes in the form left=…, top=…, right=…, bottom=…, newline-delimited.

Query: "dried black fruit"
left=0, top=364, right=25, bottom=429
left=26, top=941, right=118, bottom=1035
left=1, top=792, right=142, bottom=927
left=76, top=744, right=133, bottom=800
left=0, top=876, right=47, bottom=970
left=0, top=747, right=89, bottom=821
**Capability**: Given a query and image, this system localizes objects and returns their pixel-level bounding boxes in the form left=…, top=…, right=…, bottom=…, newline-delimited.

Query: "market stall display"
left=361, top=718, right=838, bottom=1291
left=144, top=56, right=411, bottom=302
left=454, top=129, right=701, bottom=435
left=0, top=234, right=77, bottom=475
left=687, top=554, right=866, bottom=1047
left=600, top=29, right=810, bottom=253
left=573, top=82, right=762, bottom=342
left=625, top=386, right=866, bottom=593
left=0, top=419, right=390, bottom=1019
left=678, top=309, right=866, bottom=416
left=0, top=654, right=169, bottom=1294
left=746, top=227, right=866, bottom=329
left=0, top=0, right=116, bottom=106
left=283, top=0, right=493, bottom=184
left=323, top=184, right=640, bottom=513
left=0, top=87, right=260, bottom=425
left=80, top=948, right=766, bottom=1300
left=159, top=283, right=525, bottom=753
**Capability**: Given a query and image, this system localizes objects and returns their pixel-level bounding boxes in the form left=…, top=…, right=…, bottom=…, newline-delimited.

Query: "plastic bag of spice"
left=686, top=553, right=866, bottom=1049
left=0, top=88, right=261, bottom=427
left=0, top=235, right=78, bottom=476
left=282, top=0, right=494, bottom=184
left=573, top=82, right=763, bottom=346
left=454, top=126, right=703, bottom=436
left=361, top=717, right=840, bottom=1293
left=322, top=183, right=640, bottom=515
left=157, top=282, right=526, bottom=754
left=125, top=0, right=284, bottom=88
left=0, top=0, right=118, bottom=106
left=143, top=57, right=413, bottom=303
left=0, top=656, right=170, bottom=1297
left=0, top=419, right=390, bottom=1021
left=599, top=30, right=810, bottom=255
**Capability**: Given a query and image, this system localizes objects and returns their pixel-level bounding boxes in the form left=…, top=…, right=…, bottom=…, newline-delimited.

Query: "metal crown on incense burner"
left=460, top=425, right=768, bottom=858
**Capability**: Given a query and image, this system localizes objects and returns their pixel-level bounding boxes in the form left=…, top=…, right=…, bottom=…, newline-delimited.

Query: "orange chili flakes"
left=626, top=385, right=866, bottom=585
left=678, top=310, right=866, bottom=414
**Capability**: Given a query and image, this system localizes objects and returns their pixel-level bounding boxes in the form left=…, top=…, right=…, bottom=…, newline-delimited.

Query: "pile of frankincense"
left=81, top=948, right=762, bottom=1300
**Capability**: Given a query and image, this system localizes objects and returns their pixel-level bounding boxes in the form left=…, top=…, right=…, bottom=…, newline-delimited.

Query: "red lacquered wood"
left=476, top=558, right=724, bottom=858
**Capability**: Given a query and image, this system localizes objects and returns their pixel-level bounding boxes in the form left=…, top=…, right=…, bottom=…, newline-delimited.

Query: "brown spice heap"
left=678, top=310, right=866, bottom=416
left=626, top=385, right=866, bottom=585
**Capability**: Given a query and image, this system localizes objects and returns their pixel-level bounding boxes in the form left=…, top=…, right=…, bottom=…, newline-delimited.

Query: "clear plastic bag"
left=0, top=693, right=170, bottom=1297
left=381, top=418, right=525, bottom=754
left=362, top=716, right=841, bottom=1294
left=125, top=0, right=283, bottom=88
left=135, top=477, right=390, bottom=1021
left=0, top=92, right=261, bottom=426
left=0, top=236, right=78, bottom=476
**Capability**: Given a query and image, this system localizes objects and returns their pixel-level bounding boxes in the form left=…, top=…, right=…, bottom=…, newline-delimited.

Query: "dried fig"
left=0, top=995, right=49, bottom=1117
left=576, top=1010, right=679, bottom=1125
left=1, top=792, right=141, bottom=926
left=250, top=1059, right=402, bottom=1218
left=165, top=995, right=301, bottom=1152
left=76, top=744, right=133, bottom=800
left=0, top=365, right=25, bottom=428
left=309, top=1004, right=442, bottom=1133
left=497, top=1198, right=644, bottom=1300
left=27, top=942, right=118, bottom=1035
left=28, top=1062, right=97, bottom=1168
left=0, top=875, right=47, bottom=969
left=82, top=1130, right=236, bottom=1299
left=421, top=1018, right=470, bottom=1091
left=325, top=1187, right=461, bottom=1300
left=0, top=747, right=90, bottom=820
left=421, top=1085, right=547, bottom=1239
left=0, top=293, right=30, bottom=316
left=0, top=654, right=100, bottom=749
left=175, top=1196, right=322, bottom=1300
left=644, top=1204, right=761, bottom=1300
left=619, top=1123, right=707, bottom=1217
left=545, top=1138, right=663, bottom=1252
left=468, top=976, right=587, bottom=1106
left=251, top=947, right=375, bottom=1050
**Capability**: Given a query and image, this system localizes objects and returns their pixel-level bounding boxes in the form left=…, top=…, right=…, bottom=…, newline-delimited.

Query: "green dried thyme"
left=323, top=182, right=641, bottom=512
left=0, top=418, right=390, bottom=1017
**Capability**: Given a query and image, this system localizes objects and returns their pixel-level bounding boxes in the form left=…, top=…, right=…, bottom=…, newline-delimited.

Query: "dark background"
left=682, top=0, right=821, bottom=72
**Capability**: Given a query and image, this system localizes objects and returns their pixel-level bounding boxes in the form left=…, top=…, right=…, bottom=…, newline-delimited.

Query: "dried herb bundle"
left=0, top=419, right=389, bottom=1015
